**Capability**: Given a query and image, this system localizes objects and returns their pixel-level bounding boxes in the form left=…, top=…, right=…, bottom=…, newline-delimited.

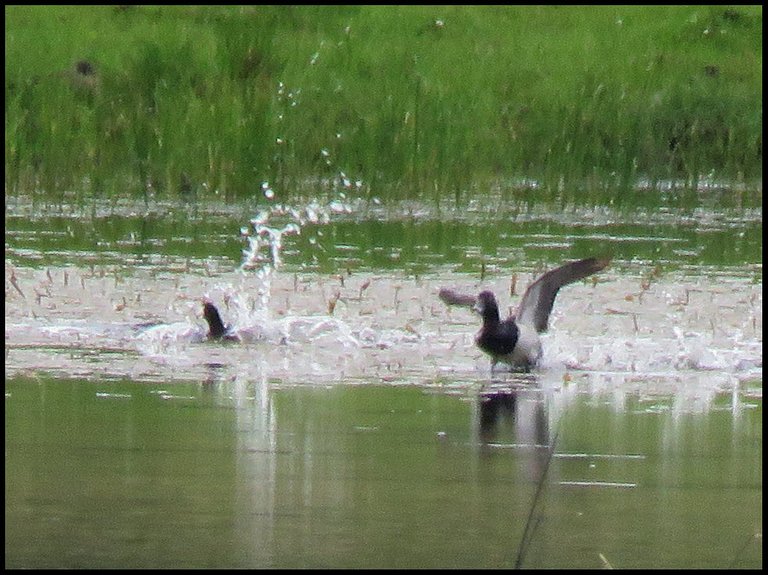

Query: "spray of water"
left=227, top=175, right=359, bottom=347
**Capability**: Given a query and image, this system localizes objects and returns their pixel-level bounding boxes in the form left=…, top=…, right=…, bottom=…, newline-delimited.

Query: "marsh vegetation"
left=5, top=5, right=762, bottom=204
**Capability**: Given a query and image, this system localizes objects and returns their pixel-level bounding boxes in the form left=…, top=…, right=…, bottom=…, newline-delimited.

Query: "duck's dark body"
left=475, top=289, right=541, bottom=371
left=474, top=293, right=520, bottom=357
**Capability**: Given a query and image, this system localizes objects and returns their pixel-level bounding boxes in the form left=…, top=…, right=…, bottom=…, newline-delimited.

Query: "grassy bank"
left=5, top=5, right=762, bottom=204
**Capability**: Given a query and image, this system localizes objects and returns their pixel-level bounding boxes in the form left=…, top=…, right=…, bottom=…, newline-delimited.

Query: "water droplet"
left=251, top=210, right=270, bottom=226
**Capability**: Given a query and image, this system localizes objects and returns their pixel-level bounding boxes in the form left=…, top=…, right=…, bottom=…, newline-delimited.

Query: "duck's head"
left=473, top=290, right=500, bottom=320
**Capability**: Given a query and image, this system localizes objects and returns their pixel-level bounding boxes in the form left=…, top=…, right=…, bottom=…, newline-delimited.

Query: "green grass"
left=4, top=5, right=763, bottom=204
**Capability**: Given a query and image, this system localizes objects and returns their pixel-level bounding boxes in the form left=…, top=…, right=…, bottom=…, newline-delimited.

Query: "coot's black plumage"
left=202, top=300, right=239, bottom=342
left=442, top=257, right=610, bottom=371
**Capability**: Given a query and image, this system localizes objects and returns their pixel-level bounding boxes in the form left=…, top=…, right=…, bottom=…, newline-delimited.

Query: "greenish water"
left=5, top=375, right=761, bottom=569
left=4, top=196, right=762, bottom=274
left=4, top=194, right=762, bottom=568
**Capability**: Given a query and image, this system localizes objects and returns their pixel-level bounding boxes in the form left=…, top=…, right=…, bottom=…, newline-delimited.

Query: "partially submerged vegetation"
left=5, top=5, right=762, bottom=204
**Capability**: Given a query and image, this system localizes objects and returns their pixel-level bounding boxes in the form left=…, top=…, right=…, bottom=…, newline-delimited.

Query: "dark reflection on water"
left=478, top=386, right=550, bottom=451
left=4, top=375, right=761, bottom=569
left=479, top=391, right=519, bottom=442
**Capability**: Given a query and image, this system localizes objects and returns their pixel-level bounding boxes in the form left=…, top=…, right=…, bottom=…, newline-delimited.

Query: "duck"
left=202, top=300, right=240, bottom=342
left=442, top=257, right=610, bottom=371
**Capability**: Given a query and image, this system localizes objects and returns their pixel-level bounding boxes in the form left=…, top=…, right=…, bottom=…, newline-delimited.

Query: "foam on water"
left=4, top=187, right=762, bottom=411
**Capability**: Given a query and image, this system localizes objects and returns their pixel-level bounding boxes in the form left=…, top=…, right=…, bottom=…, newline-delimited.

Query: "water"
left=4, top=192, right=762, bottom=568
left=5, top=376, right=761, bottom=568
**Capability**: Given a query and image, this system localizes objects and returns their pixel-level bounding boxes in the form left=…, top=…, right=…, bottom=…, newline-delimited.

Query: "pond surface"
left=5, top=376, right=762, bottom=569
left=4, top=192, right=763, bottom=568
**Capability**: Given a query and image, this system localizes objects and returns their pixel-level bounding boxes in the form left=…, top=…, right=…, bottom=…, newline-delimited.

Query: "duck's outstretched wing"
left=517, top=257, right=610, bottom=333
left=438, top=287, right=477, bottom=308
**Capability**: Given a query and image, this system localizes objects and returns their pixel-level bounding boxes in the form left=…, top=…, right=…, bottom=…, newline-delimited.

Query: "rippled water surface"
left=4, top=193, right=762, bottom=568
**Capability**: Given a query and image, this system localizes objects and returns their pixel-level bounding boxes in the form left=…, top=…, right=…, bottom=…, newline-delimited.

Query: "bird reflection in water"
left=479, top=391, right=518, bottom=443
left=477, top=379, right=553, bottom=488
left=477, top=377, right=550, bottom=451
